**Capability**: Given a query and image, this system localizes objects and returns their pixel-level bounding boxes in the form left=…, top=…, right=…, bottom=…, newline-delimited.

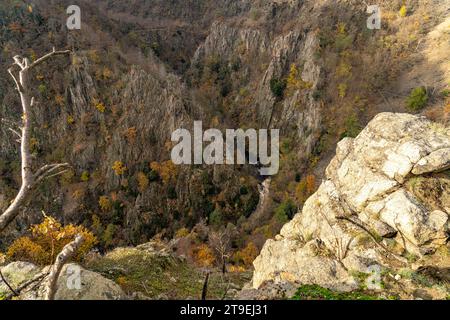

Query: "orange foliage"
left=136, top=172, right=149, bottom=192
left=55, top=94, right=65, bottom=107
left=8, top=22, right=25, bottom=33
left=295, top=174, right=316, bottom=204
left=99, top=196, right=112, bottom=212
left=124, top=127, right=137, bottom=143
left=194, top=244, right=215, bottom=267
left=306, top=174, right=316, bottom=194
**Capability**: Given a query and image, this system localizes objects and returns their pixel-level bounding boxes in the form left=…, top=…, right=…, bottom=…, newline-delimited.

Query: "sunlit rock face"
left=253, top=113, right=449, bottom=292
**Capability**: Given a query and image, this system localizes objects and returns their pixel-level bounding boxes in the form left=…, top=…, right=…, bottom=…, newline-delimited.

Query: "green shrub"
left=274, top=199, right=297, bottom=223
left=167, top=186, right=177, bottom=199
left=38, top=84, right=47, bottom=95
left=406, top=87, right=428, bottom=111
left=270, top=78, right=286, bottom=98
left=148, top=169, right=159, bottom=182
left=292, top=285, right=382, bottom=300
left=341, top=114, right=362, bottom=139
left=209, top=209, right=223, bottom=227
left=80, top=170, right=90, bottom=182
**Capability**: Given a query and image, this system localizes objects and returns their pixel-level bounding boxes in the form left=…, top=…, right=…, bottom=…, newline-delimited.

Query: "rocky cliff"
left=249, top=113, right=449, bottom=299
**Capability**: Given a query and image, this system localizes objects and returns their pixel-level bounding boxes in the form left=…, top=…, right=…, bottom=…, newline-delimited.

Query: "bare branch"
left=45, top=235, right=84, bottom=300
left=336, top=216, right=408, bottom=265
left=0, top=270, right=18, bottom=296
left=34, top=163, right=70, bottom=183
left=8, top=127, right=22, bottom=139
left=7, top=68, right=23, bottom=93
left=42, top=169, right=69, bottom=181
left=4, top=271, right=49, bottom=300
left=27, top=50, right=71, bottom=71
left=1, top=118, right=20, bottom=129
left=13, top=56, right=25, bottom=70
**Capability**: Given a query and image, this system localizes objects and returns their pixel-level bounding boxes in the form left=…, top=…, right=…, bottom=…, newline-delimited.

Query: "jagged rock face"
left=252, top=113, right=449, bottom=293
left=193, top=20, right=322, bottom=159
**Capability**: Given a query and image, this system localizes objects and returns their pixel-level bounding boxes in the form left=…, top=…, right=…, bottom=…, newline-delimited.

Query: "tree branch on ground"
left=4, top=271, right=49, bottom=300
left=44, top=235, right=84, bottom=300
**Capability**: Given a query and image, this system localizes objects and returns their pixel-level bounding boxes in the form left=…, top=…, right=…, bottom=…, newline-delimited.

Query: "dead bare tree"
left=208, top=229, right=232, bottom=274
left=44, top=234, right=84, bottom=300
left=0, top=48, right=71, bottom=233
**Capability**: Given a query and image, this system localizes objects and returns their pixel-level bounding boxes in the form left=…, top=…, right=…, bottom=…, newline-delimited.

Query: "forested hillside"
left=0, top=0, right=448, bottom=300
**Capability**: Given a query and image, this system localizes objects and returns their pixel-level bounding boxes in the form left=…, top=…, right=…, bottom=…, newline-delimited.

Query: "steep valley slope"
left=0, top=0, right=449, bottom=300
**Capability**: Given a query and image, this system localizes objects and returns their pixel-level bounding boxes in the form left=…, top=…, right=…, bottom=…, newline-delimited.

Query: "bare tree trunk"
left=222, top=258, right=227, bottom=274
left=44, top=235, right=84, bottom=300
left=0, top=48, right=71, bottom=233
left=201, top=272, right=210, bottom=300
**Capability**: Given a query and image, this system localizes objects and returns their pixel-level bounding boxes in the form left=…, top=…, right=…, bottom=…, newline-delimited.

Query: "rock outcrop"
left=0, top=261, right=125, bottom=300
left=251, top=113, right=449, bottom=298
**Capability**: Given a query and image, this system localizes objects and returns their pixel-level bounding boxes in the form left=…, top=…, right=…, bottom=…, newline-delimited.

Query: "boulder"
left=0, top=262, right=126, bottom=300
left=252, top=113, right=450, bottom=297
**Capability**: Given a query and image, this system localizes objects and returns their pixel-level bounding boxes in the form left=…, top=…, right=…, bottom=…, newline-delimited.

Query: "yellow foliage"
left=136, top=172, right=149, bottom=193
left=80, top=171, right=90, bottom=182
left=88, top=50, right=101, bottom=64
left=91, top=214, right=103, bottom=235
left=286, top=64, right=313, bottom=94
left=67, top=115, right=75, bottom=125
left=99, top=196, right=112, bottom=212
left=234, top=242, right=258, bottom=267
left=93, top=99, right=106, bottom=113
left=194, top=244, right=215, bottom=267
left=116, top=276, right=128, bottom=287
left=228, top=265, right=246, bottom=273
left=338, top=83, right=347, bottom=98
left=7, top=213, right=97, bottom=265
left=60, top=170, right=74, bottom=185
left=175, top=227, right=190, bottom=238
left=337, top=22, right=346, bottom=35
left=295, top=179, right=307, bottom=203
left=103, top=68, right=113, bottom=79
left=112, top=161, right=127, bottom=175
left=337, top=61, right=352, bottom=78
left=287, top=63, right=301, bottom=90
left=72, top=188, right=85, bottom=200
left=399, top=5, right=407, bottom=17
left=150, top=160, right=177, bottom=184
left=30, top=138, right=39, bottom=153
left=7, top=237, right=47, bottom=265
